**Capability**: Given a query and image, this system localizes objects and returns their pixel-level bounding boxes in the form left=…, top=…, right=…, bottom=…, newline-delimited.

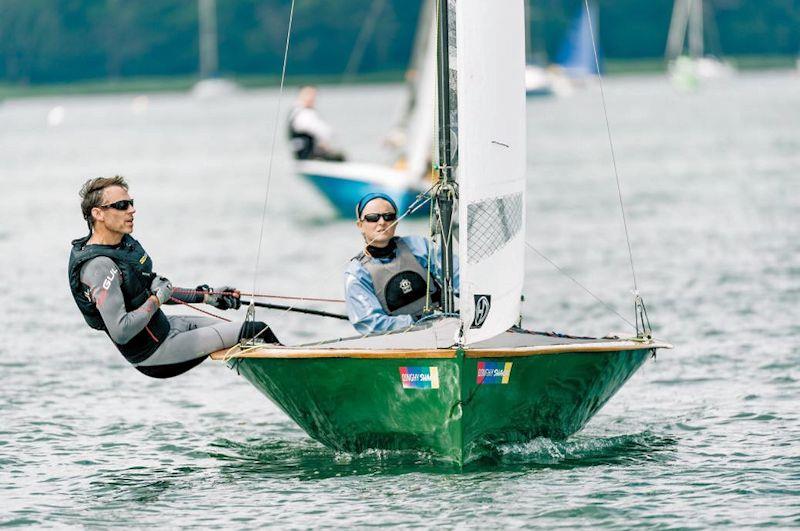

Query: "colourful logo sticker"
left=399, top=366, right=440, bottom=389
left=477, top=361, right=512, bottom=385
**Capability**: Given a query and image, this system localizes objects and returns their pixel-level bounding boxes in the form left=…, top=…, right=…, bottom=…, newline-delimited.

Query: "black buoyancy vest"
left=68, top=234, right=170, bottom=364
left=355, top=238, right=441, bottom=316
left=287, top=106, right=315, bottom=160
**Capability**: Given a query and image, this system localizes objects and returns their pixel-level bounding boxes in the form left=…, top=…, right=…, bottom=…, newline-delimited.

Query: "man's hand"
left=150, top=276, right=173, bottom=306
left=205, top=286, right=241, bottom=310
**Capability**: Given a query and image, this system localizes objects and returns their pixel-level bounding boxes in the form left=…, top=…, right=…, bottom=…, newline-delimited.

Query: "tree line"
left=1, top=0, right=798, bottom=85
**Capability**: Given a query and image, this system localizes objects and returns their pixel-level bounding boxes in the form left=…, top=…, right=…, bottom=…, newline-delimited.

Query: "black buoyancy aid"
left=355, top=238, right=441, bottom=316
left=287, top=106, right=315, bottom=160
left=68, top=234, right=170, bottom=364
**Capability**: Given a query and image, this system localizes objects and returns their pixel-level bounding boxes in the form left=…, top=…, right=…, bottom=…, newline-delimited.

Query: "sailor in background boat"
left=68, top=176, right=277, bottom=379
left=344, top=193, right=459, bottom=335
left=287, top=85, right=345, bottom=162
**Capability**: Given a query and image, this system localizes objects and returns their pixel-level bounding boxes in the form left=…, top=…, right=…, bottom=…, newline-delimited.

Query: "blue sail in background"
left=556, top=1, right=602, bottom=78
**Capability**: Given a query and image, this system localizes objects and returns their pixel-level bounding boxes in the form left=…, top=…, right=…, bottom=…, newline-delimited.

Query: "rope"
left=582, top=0, right=639, bottom=294
left=167, top=297, right=232, bottom=322
left=423, top=185, right=435, bottom=313
left=242, top=293, right=343, bottom=303
left=172, top=288, right=343, bottom=304
left=250, top=0, right=296, bottom=308
left=524, top=242, right=635, bottom=330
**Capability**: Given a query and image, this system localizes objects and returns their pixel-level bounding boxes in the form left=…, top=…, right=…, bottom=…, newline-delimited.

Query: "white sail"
left=455, top=0, right=527, bottom=344
left=404, top=10, right=437, bottom=181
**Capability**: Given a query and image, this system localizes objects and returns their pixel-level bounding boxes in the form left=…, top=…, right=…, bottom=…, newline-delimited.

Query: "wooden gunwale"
left=210, top=340, right=672, bottom=360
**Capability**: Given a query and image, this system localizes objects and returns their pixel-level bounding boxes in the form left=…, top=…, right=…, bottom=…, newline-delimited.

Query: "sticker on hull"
left=399, top=366, right=440, bottom=389
left=477, top=361, right=512, bottom=385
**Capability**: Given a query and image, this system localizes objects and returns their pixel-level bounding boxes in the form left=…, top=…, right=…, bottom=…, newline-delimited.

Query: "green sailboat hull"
left=226, top=345, right=655, bottom=465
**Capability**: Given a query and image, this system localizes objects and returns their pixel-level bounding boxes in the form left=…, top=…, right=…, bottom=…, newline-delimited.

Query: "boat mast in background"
left=198, top=0, right=219, bottom=79
left=342, top=0, right=388, bottom=82
left=193, top=0, right=238, bottom=98
left=523, top=0, right=557, bottom=97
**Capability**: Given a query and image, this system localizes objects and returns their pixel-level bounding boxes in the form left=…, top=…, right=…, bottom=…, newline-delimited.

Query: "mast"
left=524, top=0, right=532, bottom=64
left=435, top=0, right=456, bottom=314
left=688, top=0, right=704, bottom=59
left=665, top=0, right=688, bottom=60
left=198, top=0, right=219, bottom=79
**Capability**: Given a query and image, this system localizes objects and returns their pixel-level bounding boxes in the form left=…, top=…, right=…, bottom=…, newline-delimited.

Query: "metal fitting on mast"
left=633, top=291, right=652, bottom=339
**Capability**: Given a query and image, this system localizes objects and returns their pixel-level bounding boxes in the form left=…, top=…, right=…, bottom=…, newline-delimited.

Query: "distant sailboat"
left=555, top=0, right=602, bottom=80
left=525, top=0, right=601, bottom=97
left=192, top=0, right=238, bottom=98
left=215, top=0, right=671, bottom=466
left=524, top=1, right=553, bottom=97
left=666, top=0, right=734, bottom=88
left=295, top=1, right=436, bottom=217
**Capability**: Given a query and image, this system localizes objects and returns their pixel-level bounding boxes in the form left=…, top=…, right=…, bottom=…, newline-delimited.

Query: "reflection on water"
left=1, top=71, right=798, bottom=527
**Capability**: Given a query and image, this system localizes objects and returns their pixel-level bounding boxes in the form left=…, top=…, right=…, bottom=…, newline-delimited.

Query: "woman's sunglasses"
left=361, top=212, right=397, bottom=223
left=99, top=199, right=135, bottom=211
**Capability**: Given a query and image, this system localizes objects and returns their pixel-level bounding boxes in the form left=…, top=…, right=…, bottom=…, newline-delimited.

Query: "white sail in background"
left=455, top=0, right=527, bottom=344
left=403, top=13, right=437, bottom=181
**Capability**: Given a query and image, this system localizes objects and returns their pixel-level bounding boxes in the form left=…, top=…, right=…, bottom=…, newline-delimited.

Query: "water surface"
left=1, top=72, right=798, bottom=527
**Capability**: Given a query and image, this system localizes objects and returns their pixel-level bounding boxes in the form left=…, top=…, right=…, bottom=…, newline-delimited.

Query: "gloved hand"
left=205, top=285, right=241, bottom=310
left=150, top=276, right=173, bottom=305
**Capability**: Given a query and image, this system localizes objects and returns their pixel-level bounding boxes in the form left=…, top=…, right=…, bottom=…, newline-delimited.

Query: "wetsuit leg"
left=135, top=316, right=242, bottom=378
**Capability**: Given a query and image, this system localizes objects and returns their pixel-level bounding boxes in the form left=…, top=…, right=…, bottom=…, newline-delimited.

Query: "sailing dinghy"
left=665, top=0, right=735, bottom=89
left=296, top=2, right=436, bottom=218
left=217, top=0, right=671, bottom=466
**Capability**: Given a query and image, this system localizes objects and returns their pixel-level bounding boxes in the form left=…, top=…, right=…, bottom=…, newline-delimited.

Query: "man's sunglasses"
left=361, top=212, right=397, bottom=223
left=99, top=199, right=135, bottom=211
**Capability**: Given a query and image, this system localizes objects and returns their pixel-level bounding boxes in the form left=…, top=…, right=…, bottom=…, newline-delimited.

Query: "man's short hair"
left=79, top=176, right=128, bottom=230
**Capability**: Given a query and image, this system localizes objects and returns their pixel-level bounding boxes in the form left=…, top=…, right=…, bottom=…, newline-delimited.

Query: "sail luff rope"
left=250, top=0, right=296, bottom=305
left=582, top=0, right=639, bottom=295
left=524, top=242, right=635, bottom=329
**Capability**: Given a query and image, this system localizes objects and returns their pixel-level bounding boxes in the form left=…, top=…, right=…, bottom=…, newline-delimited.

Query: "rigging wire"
left=232, top=0, right=297, bottom=347
left=582, top=0, right=639, bottom=294
left=524, top=242, right=635, bottom=329
left=250, top=0, right=297, bottom=309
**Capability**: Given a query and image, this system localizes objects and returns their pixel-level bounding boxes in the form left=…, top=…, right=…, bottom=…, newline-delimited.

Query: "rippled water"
left=1, top=71, right=798, bottom=527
